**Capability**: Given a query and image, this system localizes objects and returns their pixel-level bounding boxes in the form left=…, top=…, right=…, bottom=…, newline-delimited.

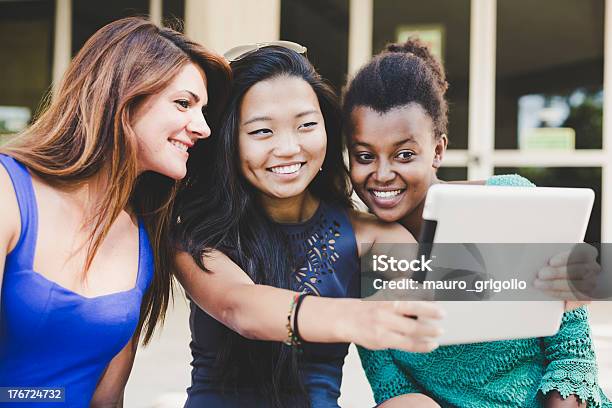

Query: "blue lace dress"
left=185, top=200, right=360, bottom=407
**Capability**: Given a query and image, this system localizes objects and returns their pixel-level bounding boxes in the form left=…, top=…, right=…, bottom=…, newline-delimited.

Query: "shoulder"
left=485, top=174, right=535, bottom=187
left=348, top=209, right=387, bottom=238
left=348, top=209, right=415, bottom=248
left=0, top=158, right=21, bottom=253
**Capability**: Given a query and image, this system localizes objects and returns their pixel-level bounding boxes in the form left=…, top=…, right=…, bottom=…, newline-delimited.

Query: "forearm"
left=90, top=339, right=136, bottom=407
left=177, top=250, right=443, bottom=352
left=201, top=283, right=353, bottom=343
left=91, top=395, right=123, bottom=408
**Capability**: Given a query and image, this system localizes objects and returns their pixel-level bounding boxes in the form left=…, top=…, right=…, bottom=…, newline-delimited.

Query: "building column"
left=52, top=0, right=72, bottom=93
left=185, top=0, right=280, bottom=55
left=149, top=0, right=163, bottom=25
left=601, top=0, right=612, bottom=241
left=348, top=0, right=373, bottom=77
left=467, top=0, right=496, bottom=180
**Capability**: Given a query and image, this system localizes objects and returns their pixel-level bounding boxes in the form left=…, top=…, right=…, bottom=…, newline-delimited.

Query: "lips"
left=168, top=138, right=194, bottom=153
left=371, top=189, right=403, bottom=198
left=367, top=188, right=407, bottom=209
left=267, top=162, right=305, bottom=175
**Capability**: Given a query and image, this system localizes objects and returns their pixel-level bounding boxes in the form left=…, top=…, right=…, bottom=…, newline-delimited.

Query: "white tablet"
left=418, top=184, right=594, bottom=345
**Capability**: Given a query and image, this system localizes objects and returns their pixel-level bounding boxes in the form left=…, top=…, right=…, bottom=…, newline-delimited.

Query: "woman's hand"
left=366, top=278, right=435, bottom=301
left=534, top=244, right=599, bottom=310
left=337, top=299, right=445, bottom=353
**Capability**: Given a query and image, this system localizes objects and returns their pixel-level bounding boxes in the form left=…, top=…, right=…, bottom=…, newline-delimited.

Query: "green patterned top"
left=358, top=174, right=611, bottom=408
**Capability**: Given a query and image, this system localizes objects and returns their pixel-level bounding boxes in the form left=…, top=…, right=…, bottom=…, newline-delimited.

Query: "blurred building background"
left=1, top=0, right=611, bottom=241
left=1, top=0, right=611, bottom=406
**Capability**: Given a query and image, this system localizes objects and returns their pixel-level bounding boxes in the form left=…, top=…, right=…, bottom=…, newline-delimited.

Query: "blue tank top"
left=0, top=154, right=154, bottom=407
left=185, top=200, right=359, bottom=408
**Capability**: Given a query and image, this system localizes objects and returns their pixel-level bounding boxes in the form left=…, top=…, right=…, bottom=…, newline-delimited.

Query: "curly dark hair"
left=343, top=37, right=449, bottom=139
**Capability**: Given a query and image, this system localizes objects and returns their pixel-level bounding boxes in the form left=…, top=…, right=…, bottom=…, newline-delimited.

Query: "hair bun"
left=385, top=37, right=449, bottom=94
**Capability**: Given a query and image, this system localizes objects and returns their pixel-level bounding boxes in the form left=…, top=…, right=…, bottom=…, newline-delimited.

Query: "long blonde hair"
left=1, top=17, right=231, bottom=343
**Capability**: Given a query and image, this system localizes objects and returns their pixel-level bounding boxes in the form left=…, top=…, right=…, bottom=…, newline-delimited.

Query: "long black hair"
left=175, top=46, right=352, bottom=407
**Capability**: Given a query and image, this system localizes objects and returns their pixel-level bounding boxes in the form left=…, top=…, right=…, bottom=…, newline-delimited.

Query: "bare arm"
left=349, top=210, right=432, bottom=300
left=0, top=164, right=21, bottom=304
left=175, top=250, right=444, bottom=351
left=90, top=337, right=138, bottom=408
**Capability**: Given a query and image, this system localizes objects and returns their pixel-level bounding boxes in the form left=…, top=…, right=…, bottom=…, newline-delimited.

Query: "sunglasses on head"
left=223, top=40, right=308, bottom=63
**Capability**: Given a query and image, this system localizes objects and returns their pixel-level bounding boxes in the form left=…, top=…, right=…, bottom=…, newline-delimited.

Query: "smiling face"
left=238, top=75, right=327, bottom=201
left=131, top=62, right=210, bottom=180
left=349, top=103, right=447, bottom=222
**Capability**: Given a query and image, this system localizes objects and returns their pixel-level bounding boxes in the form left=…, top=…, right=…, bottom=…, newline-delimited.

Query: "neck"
left=63, top=170, right=129, bottom=221
left=399, top=175, right=443, bottom=239
left=260, top=190, right=319, bottom=223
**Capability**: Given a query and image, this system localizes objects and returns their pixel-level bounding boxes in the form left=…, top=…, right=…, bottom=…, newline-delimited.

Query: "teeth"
left=170, top=140, right=188, bottom=152
left=270, top=163, right=302, bottom=174
left=372, top=190, right=402, bottom=198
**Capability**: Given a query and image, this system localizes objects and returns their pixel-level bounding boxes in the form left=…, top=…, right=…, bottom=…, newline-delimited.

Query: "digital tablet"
left=418, top=184, right=594, bottom=345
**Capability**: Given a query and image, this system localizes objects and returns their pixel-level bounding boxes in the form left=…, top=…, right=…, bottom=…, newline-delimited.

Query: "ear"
left=432, top=134, right=448, bottom=169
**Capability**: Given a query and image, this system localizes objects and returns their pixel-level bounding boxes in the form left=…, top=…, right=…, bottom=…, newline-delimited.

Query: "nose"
left=374, top=160, right=396, bottom=184
left=187, top=110, right=211, bottom=139
left=274, top=132, right=301, bottom=157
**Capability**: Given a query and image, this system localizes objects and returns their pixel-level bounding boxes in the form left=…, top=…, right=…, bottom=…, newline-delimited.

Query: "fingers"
left=535, top=262, right=598, bottom=300
left=534, top=279, right=596, bottom=298
left=360, top=301, right=445, bottom=352
left=537, top=263, right=600, bottom=280
left=386, top=309, right=444, bottom=339
left=393, top=300, right=446, bottom=319
left=381, top=331, right=439, bottom=353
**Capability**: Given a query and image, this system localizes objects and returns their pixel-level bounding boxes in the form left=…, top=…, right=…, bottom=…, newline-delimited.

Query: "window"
left=281, top=0, right=349, bottom=93
left=495, top=0, right=604, bottom=150
left=373, top=0, right=471, bottom=149
left=72, top=0, right=149, bottom=55
left=0, top=0, right=54, bottom=143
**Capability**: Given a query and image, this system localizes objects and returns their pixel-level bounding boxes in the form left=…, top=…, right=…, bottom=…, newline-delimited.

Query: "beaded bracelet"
left=284, top=293, right=300, bottom=346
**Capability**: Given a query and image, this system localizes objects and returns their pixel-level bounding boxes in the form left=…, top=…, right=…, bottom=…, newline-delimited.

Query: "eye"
left=299, top=121, right=318, bottom=130
left=247, top=128, right=273, bottom=136
left=354, top=152, right=375, bottom=163
left=175, top=99, right=190, bottom=110
left=396, top=150, right=414, bottom=161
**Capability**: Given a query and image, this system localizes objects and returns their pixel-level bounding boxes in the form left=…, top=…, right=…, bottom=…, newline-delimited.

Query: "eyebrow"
left=242, top=116, right=272, bottom=126
left=351, top=137, right=416, bottom=149
left=242, top=110, right=319, bottom=126
left=295, top=109, right=319, bottom=118
left=185, top=90, right=200, bottom=103
left=392, top=137, right=416, bottom=146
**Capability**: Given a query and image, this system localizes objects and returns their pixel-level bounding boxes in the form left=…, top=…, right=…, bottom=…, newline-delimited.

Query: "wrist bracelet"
left=293, top=293, right=311, bottom=345
left=284, top=293, right=300, bottom=346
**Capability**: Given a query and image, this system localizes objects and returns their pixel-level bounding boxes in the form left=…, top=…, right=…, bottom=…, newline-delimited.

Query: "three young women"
left=0, top=17, right=230, bottom=406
